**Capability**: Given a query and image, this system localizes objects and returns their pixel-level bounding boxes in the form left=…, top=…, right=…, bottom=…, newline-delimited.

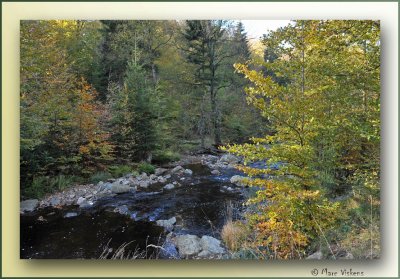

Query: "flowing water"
left=20, top=163, right=246, bottom=259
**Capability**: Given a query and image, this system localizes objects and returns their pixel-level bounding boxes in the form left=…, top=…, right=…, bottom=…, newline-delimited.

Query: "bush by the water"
left=108, top=165, right=133, bottom=178
left=23, top=175, right=82, bottom=199
left=138, top=162, right=155, bottom=174
left=89, top=172, right=112, bottom=184
left=152, top=150, right=180, bottom=164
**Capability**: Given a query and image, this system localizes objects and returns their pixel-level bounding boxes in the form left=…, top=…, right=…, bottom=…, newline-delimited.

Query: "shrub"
left=108, top=165, right=133, bottom=178
left=221, top=220, right=248, bottom=252
left=23, top=175, right=82, bottom=199
left=88, top=171, right=112, bottom=184
left=138, top=162, right=155, bottom=174
left=152, top=150, right=180, bottom=164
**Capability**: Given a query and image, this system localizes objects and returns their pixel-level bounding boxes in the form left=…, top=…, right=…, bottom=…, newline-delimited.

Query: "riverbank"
left=20, top=153, right=248, bottom=259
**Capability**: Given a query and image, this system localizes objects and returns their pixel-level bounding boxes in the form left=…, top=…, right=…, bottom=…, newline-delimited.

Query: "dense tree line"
left=20, top=20, right=263, bottom=197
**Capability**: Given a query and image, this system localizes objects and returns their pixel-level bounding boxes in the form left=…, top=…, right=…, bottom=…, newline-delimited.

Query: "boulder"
left=79, top=200, right=94, bottom=208
left=76, top=197, right=86, bottom=205
left=64, top=212, right=78, bottom=218
left=163, top=184, right=175, bottom=190
left=149, top=174, right=157, bottom=180
left=114, top=205, right=129, bottom=215
left=156, top=217, right=176, bottom=231
left=155, top=168, right=168, bottom=176
left=184, top=169, right=193, bottom=176
left=219, top=154, right=240, bottom=164
left=230, top=175, right=246, bottom=186
left=139, top=180, right=150, bottom=188
left=98, top=182, right=112, bottom=192
left=306, top=251, right=323, bottom=260
left=160, top=241, right=179, bottom=259
left=49, top=197, right=61, bottom=207
left=173, top=234, right=201, bottom=257
left=158, top=176, right=167, bottom=183
left=111, top=183, right=131, bottom=194
left=20, top=199, right=39, bottom=212
left=137, top=173, right=148, bottom=181
left=200, top=235, right=225, bottom=254
left=171, top=166, right=184, bottom=174
left=211, top=169, right=220, bottom=175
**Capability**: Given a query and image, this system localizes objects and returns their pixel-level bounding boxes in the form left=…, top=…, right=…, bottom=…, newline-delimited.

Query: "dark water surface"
left=20, top=164, right=245, bottom=259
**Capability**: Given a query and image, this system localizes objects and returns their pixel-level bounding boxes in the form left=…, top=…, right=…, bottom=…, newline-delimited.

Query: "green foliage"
left=108, top=165, right=133, bottom=178
left=88, top=171, right=113, bottom=184
left=224, top=20, right=380, bottom=259
left=152, top=150, right=180, bottom=164
left=138, top=162, right=156, bottom=175
left=23, top=175, right=83, bottom=199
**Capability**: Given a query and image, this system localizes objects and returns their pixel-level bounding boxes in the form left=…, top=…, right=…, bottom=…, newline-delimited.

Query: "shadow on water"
left=20, top=163, right=246, bottom=259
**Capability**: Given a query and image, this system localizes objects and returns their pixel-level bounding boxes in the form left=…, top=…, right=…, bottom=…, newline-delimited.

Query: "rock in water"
left=211, top=169, right=220, bottom=175
left=76, top=197, right=86, bottom=205
left=64, top=212, right=78, bottom=218
left=184, top=169, right=193, bottom=175
left=114, top=205, right=129, bottom=215
left=200, top=235, right=225, bottom=254
left=219, top=154, right=240, bottom=164
left=230, top=175, right=246, bottom=186
left=111, top=183, right=131, bottom=194
left=163, top=184, right=175, bottom=190
left=156, top=217, right=176, bottom=231
left=173, top=235, right=201, bottom=258
left=20, top=199, right=39, bottom=213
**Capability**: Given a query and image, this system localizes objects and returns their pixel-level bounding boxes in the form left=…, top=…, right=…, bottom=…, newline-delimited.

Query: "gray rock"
left=158, top=176, right=167, bottom=183
left=173, top=234, right=201, bottom=257
left=156, top=217, right=176, bottom=231
left=137, top=173, right=148, bottom=181
left=139, top=180, right=150, bottom=188
left=211, top=169, right=220, bottom=175
left=226, top=187, right=233, bottom=192
left=69, top=194, right=76, bottom=199
left=220, top=154, right=240, bottom=164
left=200, top=235, right=225, bottom=254
left=76, top=197, right=86, bottom=205
left=111, top=183, right=131, bottom=194
left=197, top=250, right=211, bottom=258
left=161, top=241, right=179, bottom=259
left=184, top=169, right=193, bottom=175
left=171, top=165, right=184, bottom=174
left=98, top=182, right=112, bottom=191
left=49, top=197, right=61, bottom=207
left=149, top=174, right=157, bottom=180
left=164, top=174, right=171, bottom=179
left=230, top=175, right=246, bottom=186
left=163, top=184, right=175, bottom=190
left=155, top=168, right=168, bottom=176
left=114, top=205, right=129, bottom=215
left=79, top=200, right=94, bottom=208
left=64, top=212, right=78, bottom=218
left=20, top=199, right=39, bottom=212
left=306, top=251, right=323, bottom=260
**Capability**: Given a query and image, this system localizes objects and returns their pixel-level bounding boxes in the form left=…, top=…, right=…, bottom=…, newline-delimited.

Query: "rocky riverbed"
left=20, top=154, right=250, bottom=259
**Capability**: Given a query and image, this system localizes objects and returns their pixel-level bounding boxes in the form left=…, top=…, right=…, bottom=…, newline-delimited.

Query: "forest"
left=20, top=20, right=380, bottom=260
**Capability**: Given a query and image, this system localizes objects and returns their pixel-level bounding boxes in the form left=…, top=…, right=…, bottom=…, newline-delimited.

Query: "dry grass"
left=221, top=220, right=248, bottom=252
left=99, top=238, right=164, bottom=260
